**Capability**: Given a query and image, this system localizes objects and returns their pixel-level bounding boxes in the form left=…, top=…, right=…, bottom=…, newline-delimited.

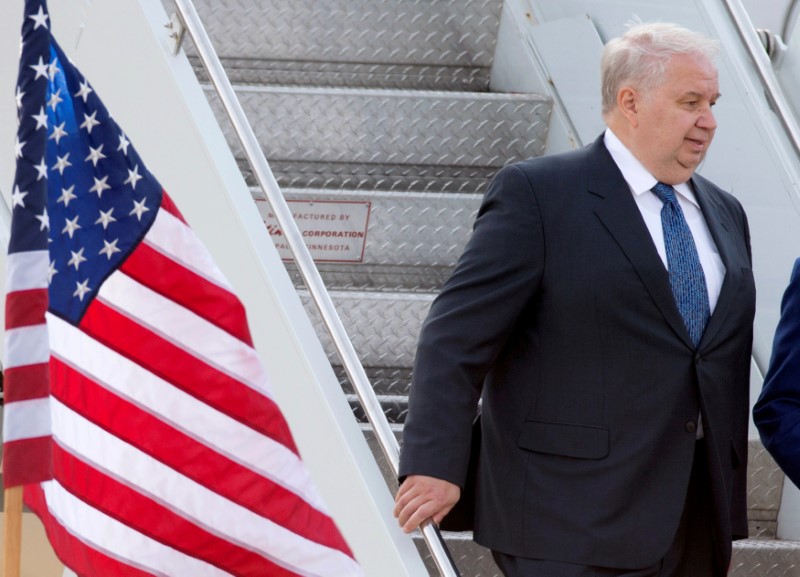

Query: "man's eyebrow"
left=680, top=90, right=721, bottom=99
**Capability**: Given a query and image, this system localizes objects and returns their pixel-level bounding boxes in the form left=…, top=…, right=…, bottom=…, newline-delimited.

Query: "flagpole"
left=2, top=486, right=23, bottom=577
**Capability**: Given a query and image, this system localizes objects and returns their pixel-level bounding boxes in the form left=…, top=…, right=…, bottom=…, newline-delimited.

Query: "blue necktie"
left=651, top=182, right=710, bottom=347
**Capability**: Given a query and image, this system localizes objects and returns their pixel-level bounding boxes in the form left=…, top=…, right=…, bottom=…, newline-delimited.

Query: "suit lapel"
left=691, top=177, right=742, bottom=348
left=587, top=138, right=696, bottom=349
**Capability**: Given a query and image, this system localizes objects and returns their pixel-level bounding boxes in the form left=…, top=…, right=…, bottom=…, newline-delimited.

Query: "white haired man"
left=395, top=22, right=754, bottom=577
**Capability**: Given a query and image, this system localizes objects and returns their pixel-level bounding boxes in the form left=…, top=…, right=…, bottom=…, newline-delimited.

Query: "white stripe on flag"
left=40, top=480, right=232, bottom=577
left=98, top=270, right=270, bottom=394
left=47, top=314, right=326, bottom=510
left=5, top=250, right=49, bottom=292
left=146, top=208, right=232, bottom=291
left=5, top=324, right=49, bottom=369
left=2, top=397, right=51, bottom=442
left=51, top=400, right=362, bottom=577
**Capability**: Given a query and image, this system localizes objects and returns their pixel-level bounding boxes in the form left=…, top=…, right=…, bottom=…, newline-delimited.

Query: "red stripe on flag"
left=5, top=288, right=48, bottom=329
left=2, top=437, right=52, bottom=487
left=51, top=443, right=309, bottom=577
left=121, top=242, right=253, bottom=345
left=79, top=299, right=298, bottom=452
left=159, top=191, right=186, bottom=223
left=24, top=483, right=159, bottom=577
left=50, top=356, right=354, bottom=557
left=3, top=363, right=50, bottom=402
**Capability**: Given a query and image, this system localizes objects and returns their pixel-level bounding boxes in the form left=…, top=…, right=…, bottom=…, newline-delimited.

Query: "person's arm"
left=395, top=163, right=545, bottom=529
left=754, top=259, right=800, bottom=485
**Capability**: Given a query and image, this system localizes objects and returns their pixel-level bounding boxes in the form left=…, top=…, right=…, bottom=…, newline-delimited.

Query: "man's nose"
left=697, top=106, right=717, bottom=130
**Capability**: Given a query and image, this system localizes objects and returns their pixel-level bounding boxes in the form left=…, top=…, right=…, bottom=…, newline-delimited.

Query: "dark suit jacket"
left=754, top=259, right=800, bottom=486
left=399, top=135, right=755, bottom=571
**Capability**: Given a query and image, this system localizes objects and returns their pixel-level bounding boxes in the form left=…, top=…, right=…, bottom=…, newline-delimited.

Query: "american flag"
left=3, top=1, right=362, bottom=575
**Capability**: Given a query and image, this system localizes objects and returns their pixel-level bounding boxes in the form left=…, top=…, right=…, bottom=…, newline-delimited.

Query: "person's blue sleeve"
left=754, top=258, right=800, bottom=486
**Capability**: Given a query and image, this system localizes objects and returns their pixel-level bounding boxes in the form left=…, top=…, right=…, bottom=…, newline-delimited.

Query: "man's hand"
left=393, top=475, right=461, bottom=533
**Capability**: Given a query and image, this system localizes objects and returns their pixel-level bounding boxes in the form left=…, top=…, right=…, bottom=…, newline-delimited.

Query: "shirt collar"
left=603, top=128, right=700, bottom=208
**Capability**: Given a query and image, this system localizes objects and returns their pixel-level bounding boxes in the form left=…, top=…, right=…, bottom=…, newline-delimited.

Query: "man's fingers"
left=393, top=475, right=461, bottom=532
left=393, top=482, right=416, bottom=517
left=393, top=484, right=421, bottom=519
left=399, top=495, right=450, bottom=533
left=396, top=493, right=428, bottom=530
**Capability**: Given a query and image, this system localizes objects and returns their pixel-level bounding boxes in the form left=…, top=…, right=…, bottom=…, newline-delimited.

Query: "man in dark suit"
left=394, top=22, right=755, bottom=577
left=754, top=260, right=800, bottom=486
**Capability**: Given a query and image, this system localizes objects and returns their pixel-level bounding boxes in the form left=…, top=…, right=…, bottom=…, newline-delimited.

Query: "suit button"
left=695, top=355, right=703, bottom=363
left=686, top=421, right=697, bottom=433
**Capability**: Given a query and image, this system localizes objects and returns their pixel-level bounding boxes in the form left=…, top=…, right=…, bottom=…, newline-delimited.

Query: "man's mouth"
left=686, top=137, right=706, bottom=151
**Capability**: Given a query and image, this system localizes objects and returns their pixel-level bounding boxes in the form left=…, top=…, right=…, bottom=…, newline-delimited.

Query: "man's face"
left=628, top=53, right=720, bottom=185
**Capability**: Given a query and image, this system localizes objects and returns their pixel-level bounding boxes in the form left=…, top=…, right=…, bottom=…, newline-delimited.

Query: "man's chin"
left=679, top=155, right=704, bottom=172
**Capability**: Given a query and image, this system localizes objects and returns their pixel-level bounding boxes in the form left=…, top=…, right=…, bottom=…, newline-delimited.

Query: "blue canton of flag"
left=9, top=3, right=50, bottom=261
left=35, top=41, right=161, bottom=323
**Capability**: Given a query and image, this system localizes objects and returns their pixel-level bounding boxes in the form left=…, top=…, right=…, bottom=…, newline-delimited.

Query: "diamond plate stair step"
left=191, top=57, right=492, bottom=92
left=285, top=262, right=455, bottom=293
left=253, top=160, right=497, bottom=193
left=336, top=366, right=412, bottom=397
left=360, top=423, right=402, bottom=495
left=207, top=86, right=552, bottom=172
left=300, top=289, right=432, bottom=369
left=748, top=437, right=785, bottom=538
left=731, top=538, right=800, bottom=576
left=169, top=0, right=502, bottom=90
left=414, top=532, right=499, bottom=577
left=347, top=394, right=409, bottom=424
left=255, top=187, right=480, bottom=291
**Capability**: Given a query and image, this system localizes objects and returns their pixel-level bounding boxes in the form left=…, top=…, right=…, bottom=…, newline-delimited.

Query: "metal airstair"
left=172, top=1, right=800, bottom=575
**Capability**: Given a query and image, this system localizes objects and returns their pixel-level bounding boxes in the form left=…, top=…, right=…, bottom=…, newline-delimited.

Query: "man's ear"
left=617, top=87, right=639, bottom=128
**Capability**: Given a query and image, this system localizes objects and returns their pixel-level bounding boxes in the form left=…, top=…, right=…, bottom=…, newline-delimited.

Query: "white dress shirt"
left=603, top=129, right=725, bottom=314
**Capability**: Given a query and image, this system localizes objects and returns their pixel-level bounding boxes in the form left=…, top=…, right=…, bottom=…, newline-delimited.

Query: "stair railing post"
left=169, top=2, right=461, bottom=575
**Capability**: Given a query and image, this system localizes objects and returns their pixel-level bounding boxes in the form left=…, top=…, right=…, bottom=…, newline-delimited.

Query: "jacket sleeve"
left=398, top=163, right=545, bottom=485
left=754, top=258, right=800, bottom=486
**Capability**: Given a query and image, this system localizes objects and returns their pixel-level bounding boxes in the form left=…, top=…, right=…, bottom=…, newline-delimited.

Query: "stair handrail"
left=169, top=1, right=460, bottom=576
left=722, top=0, right=800, bottom=161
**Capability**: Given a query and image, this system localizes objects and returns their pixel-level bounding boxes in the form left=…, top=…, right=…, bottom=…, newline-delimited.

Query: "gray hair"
left=601, top=22, right=719, bottom=116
